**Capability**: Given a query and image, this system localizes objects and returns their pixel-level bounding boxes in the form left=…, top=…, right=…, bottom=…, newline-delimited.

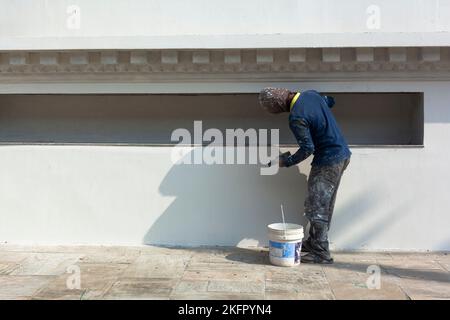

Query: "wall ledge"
left=0, top=47, right=450, bottom=82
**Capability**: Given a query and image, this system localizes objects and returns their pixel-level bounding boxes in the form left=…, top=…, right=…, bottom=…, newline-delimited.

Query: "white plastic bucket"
left=268, top=223, right=304, bottom=267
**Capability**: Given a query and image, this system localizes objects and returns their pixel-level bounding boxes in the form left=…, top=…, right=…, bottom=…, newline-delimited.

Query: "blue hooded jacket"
left=284, top=90, right=351, bottom=167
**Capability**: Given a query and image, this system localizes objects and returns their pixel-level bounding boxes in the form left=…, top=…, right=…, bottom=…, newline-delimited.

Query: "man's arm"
left=283, top=118, right=315, bottom=167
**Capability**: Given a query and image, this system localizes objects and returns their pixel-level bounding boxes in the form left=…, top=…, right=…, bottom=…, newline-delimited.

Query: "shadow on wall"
left=144, top=148, right=308, bottom=247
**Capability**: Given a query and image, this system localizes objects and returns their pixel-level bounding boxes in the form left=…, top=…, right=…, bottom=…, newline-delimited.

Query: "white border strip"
left=1, top=33, right=450, bottom=51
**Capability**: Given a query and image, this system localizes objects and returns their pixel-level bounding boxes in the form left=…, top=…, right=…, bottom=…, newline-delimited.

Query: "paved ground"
left=0, top=245, right=448, bottom=300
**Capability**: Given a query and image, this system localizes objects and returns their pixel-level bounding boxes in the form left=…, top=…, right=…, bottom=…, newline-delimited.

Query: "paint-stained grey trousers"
left=304, top=157, right=350, bottom=225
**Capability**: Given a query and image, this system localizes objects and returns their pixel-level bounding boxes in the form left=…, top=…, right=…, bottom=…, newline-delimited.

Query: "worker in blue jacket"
left=259, top=88, right=351, bottom=264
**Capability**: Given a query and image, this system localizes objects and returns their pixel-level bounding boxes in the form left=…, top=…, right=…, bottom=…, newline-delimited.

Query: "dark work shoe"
left=301, top=252, right=334, bottom=264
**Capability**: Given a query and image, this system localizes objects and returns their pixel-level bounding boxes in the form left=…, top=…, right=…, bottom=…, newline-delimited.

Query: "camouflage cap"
left=258, top=87, right=291, bottom=113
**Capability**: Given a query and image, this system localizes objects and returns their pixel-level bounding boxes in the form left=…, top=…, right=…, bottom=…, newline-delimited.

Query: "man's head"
left=258, top=87, right=293, bottom=114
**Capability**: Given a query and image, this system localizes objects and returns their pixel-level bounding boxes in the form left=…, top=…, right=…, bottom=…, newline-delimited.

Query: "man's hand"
left=279, top=151, right=291, bottom=167
left=268, top=152, right=291, bottom=168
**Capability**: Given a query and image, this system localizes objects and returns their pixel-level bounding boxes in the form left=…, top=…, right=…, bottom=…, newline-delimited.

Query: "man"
left=259, top=88, right=351, bottom=264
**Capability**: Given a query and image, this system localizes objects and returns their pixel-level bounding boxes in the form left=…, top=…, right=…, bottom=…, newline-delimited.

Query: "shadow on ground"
left=224, top=247, right=450, bottom=284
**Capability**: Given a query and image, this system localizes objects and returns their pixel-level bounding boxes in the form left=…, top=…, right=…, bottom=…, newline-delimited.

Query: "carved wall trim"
left=0, top=47, right=449, bottom=82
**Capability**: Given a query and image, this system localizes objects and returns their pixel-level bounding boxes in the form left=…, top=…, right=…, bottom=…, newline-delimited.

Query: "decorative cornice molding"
left=0, top=47, right=449, bottom=82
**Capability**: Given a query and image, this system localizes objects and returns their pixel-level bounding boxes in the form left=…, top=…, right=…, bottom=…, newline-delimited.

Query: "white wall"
left=0, top=81, right=449, bottom=251
left=1, top=0, right=450, bottom=49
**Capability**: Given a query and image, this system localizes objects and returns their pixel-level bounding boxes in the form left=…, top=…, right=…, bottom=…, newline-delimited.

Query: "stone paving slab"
left=0, top=251, right=32, bottom=263
left=103, top=277, right=177, bottom=300
left=265, top=291, right=335, bottom=300
left=173, top=280, right=209, bottom=295
left=0, top=245, right=448, bottom=300
left=207, top=280, right=265, bottom=294
left=437, top=260, right=450, bottom=272
left=265, top=268, right=331, bottom=294
left=183, top=268, right=266, bottom=282
left=0, top=262, right=21, bottom=275
left=33, top=263, right=129, bottom=300
left=77, top=248, right=141, bottom=265
left=0, top=275, right=53, bottom=299
left=327, top=278, right=408, bottom=300
left=392, top=277, right=450, bottom=300
left=170, top=292, right=265, bottom=300
left=8, top=252, right=83, bottom=276
left=332, top=252, right=393, bottom=263
left=122, top=254, right=190, bottom=279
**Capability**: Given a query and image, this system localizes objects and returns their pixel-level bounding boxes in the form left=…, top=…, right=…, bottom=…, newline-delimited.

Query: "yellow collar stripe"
left=290, top=92, right=301, bottom=110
